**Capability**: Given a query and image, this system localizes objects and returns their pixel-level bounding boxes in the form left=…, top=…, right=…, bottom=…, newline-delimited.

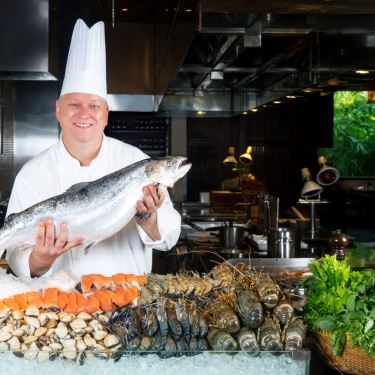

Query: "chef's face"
left=56, top=92, right=109, bottom=145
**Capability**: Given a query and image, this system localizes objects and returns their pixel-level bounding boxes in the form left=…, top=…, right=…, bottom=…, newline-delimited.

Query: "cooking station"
left=170, top=188, right=337, bottom=278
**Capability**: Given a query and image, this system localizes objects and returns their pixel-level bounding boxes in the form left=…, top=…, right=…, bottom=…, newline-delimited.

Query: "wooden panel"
left=186, top=94, right=333, bottom=205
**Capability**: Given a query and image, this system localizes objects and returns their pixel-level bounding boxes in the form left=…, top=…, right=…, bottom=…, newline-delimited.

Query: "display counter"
left=0, top=350, right=311, bottom=375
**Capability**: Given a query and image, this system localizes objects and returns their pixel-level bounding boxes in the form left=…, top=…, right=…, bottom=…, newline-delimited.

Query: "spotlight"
left=300, top=168, right=323, bottom=198
left=316, top=156, right=340, bottom=186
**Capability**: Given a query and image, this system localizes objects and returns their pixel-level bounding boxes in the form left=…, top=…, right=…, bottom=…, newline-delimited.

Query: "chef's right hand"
left=29, top=219, right=84, bottom=277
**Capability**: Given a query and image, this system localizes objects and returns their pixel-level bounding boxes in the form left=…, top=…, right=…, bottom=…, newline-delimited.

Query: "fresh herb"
left=302, top=255, right=375, bottom=357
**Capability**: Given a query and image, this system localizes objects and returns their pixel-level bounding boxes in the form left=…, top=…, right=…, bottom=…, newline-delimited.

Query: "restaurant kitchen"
left=1, top=1, right=375, bottom=374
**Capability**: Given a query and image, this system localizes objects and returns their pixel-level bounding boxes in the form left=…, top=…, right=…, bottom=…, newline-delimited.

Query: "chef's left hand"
left=136, top=184, right=165, bottom=215
left=135, top=184, right=165, bottom=240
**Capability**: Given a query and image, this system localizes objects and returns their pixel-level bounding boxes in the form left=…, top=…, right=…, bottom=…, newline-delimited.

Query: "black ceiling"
left=69, top=0, right=375, bottom=114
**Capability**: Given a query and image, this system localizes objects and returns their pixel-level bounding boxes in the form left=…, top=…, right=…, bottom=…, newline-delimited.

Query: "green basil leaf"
left=364, top=318, right=374, bottom=334
left=346, top=294, right=356, bottom=311
left=316, top=316, right=337, bottom=331
left=331, top=331, right=346, bottom=356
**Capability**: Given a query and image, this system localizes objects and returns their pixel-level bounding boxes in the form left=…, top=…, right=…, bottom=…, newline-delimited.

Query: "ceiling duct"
left=0, top=0, right=58, bottom=81
left=91, top=0, right=197, bottom=112
left=106, top=19, right=196, bottom=111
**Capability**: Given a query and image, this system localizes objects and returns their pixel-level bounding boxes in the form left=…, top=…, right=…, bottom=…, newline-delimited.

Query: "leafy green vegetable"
left=302, top=255, right=375, bottom=357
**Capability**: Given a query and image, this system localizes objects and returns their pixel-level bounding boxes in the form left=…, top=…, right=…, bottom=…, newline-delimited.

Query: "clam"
left=13, top=320, right=22, bottom=330
left=0, top=330, right=12, bottom=342
left=58, top=312, right=73, bottom=323
left=0, top=310, right=10, bottom=323
left=38, top=335, right=51, bottom=346
left=83, top=333, right=96, bottom=348
left=104, top=334, right=120, bottom=348
left=62, top=348, right=77, bottom=360
left=46, top=311, right=59, bottom=321
left=25, top=325, right=36, bottom=336
left=22, top=335, right=38, bottom=345
left=34, top=326, right=48, bottom=337
left=49, top=342, right=63, bottom=351
left=97, top=314, right=109, bottom=324
left=1, top=324, right=13, bottom=334
left=88, top=319, right=101, bottom=331
left=38, top=312, right=48, bottom=326
left=76, top=338, right=88, bottom=351
left=55, top=322, right=68, bottom=339
left=37, top=349, right=50, bottom=364
left=60, top=338, right=76, bottom=349
left=24, top=316, right=40, bottom=329
left=8, top=336, right=21, bottom=351
left=45, top=319, right=58, bottom=329
left=11, top=310, right=24, bottom=320
left=70, top=318, right=87, bottom=332
left=93, top=330, right=107, bottom=341
left=25, top=306, right=39, bottom=317
left=23, top=342, right=39, bottom=360
left=77, top=312, right=92, bottom=321
left=12, top=328, right=25, bottom=337
left=45, top=327, right=56, bottom=337
left=92, top=343, right=109, bottom=360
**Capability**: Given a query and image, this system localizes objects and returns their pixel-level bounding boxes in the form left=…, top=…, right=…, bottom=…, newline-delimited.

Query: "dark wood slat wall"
left=186, top=94, right=334, bottom=206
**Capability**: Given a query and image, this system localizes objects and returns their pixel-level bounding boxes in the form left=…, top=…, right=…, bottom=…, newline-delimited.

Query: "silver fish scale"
left=0, top=157, right=191, bottom=257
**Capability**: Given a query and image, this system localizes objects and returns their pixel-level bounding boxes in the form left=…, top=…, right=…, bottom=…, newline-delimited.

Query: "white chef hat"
left=60, top=19, right=107, bottom=101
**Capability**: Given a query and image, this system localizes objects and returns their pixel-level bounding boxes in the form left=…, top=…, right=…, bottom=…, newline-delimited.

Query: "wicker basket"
left=315, top=332, right=375, bottom=375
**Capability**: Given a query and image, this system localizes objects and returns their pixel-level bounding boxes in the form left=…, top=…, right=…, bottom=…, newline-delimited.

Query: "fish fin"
left=83, top=241, right=97, bottom=255
left=4, top=213, right=17, bottom=223
left=64, top=182, right=90, bottom=194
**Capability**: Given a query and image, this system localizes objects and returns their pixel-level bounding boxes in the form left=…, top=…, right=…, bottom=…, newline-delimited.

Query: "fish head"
left=145, top=156, right=192, bottom=187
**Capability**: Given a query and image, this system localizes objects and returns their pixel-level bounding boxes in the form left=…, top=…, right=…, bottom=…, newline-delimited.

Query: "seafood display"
left=0, top=263, right=307, bottom=364
left=0, top=273, right=146, bottom=314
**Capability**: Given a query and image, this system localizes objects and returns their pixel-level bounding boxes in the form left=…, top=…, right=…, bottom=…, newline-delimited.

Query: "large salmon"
left=0, top=156, right=191, bottom=257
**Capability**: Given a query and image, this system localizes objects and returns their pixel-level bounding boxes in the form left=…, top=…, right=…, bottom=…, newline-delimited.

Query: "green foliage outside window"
left=319, top=91, right=375, bottom=176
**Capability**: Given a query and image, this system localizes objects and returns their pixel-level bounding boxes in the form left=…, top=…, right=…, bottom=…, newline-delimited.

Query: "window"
left=319, top=91, right=375, bottom=176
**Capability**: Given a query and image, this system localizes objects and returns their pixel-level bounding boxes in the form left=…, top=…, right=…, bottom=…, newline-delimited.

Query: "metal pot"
left=268, top=227, right=296, bottom=258
left=220, top=248, right=250, bottom=259
left=214, top=225, right=249, bottom=248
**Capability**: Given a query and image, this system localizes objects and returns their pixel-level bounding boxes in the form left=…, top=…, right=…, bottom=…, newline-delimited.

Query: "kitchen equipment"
left=220, top=248, right=250, bottom=260
left=249, top=234, right=268, bottom=255
left=268, top=227, right=296, bottom=258
left=256, top=195, right=279, bottom=234
left=209, top=223, right=250, bottom=249
left=219, top=225, right=246, bottom=248
left=199, top=192, right=210, bottom=204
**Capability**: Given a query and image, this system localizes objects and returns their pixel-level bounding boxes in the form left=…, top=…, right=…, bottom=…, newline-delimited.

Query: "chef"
left=5, top=19, right=181, bottom=278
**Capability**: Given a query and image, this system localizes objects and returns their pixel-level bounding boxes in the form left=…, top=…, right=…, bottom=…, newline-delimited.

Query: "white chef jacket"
left=5, top=135, right=181, bottom=277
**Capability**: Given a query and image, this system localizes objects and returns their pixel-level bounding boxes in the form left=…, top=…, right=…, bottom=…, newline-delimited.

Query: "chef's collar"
left=57, top=133, right=108, bottom=169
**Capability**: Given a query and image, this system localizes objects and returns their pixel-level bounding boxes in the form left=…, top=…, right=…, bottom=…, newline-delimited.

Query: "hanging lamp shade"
left=301, top=167, right=323, bottom=198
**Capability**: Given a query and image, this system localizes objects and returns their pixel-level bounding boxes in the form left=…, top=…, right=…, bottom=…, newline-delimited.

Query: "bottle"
left=329, top=230, right=349, bottom=261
